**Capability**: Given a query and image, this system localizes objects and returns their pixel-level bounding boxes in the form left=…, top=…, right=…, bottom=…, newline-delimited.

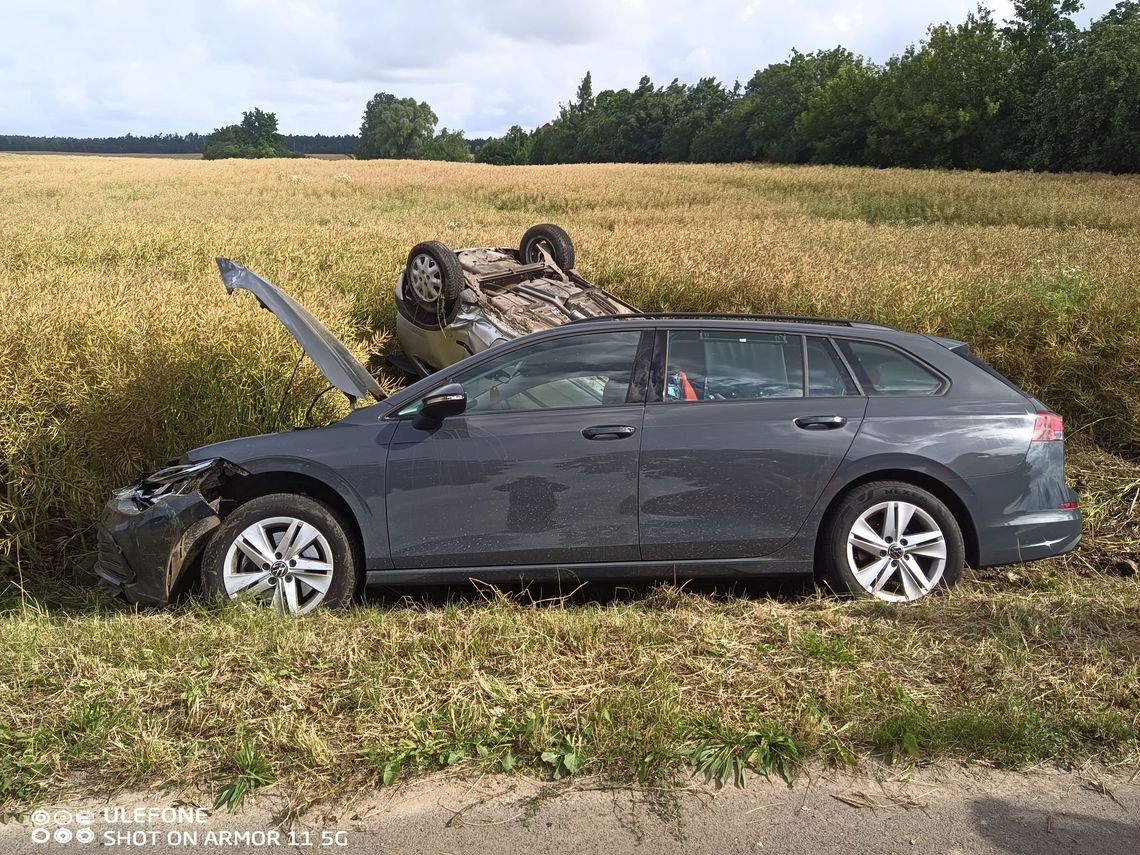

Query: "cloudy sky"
left=0, top=0, right=1118, bottom=139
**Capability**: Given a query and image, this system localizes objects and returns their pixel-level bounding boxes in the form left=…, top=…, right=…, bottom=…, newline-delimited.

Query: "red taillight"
left=1032, top=412, right=1064, bottom=442
left=1059, top=500, right=1079, bottom=509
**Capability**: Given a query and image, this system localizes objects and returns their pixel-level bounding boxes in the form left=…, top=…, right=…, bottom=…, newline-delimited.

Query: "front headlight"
left=116, top=459, right=221, bottom=504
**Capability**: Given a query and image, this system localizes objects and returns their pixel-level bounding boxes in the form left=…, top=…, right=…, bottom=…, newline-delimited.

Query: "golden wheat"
left=1, top=154, right=1138, bottom=574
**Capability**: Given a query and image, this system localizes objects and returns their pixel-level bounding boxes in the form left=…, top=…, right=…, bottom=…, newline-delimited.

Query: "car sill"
left=365, top=557, right=814, bottom=587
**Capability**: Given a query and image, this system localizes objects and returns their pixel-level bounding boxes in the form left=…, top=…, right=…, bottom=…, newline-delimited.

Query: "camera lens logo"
left=29, top=806, right=97, bottom=845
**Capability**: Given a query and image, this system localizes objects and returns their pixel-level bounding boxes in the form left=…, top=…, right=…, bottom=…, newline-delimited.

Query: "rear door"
left=638, top=330, right=867, bottom=560
left=385, top=329, right=652, bottom=569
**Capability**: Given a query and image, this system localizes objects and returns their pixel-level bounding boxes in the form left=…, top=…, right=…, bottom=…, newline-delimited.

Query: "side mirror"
left=413, top=382, right=467, bottom=429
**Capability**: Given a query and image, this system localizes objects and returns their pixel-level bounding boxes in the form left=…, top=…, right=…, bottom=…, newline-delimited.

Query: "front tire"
left=820, top=481, right=964, bottom=603
left=202, top=493, right=358, bottom=614
left=405, top=240, right=464, bottom=321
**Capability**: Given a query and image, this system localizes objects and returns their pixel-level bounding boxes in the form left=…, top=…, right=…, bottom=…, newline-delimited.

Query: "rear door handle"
left=582, top=425, right=636, bottom=440
left=794, top=415, right=847, bottom=431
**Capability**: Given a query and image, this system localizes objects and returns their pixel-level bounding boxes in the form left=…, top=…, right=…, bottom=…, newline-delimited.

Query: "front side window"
left=664, top=330, right=804, bottom=401
left=403, top=330, right=643, bottom=414
left=836, top=339, right=947, bottom=396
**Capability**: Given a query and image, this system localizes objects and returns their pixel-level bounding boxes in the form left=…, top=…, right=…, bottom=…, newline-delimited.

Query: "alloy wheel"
left=408, top=253, right=443, bottom=305
left=222, top=515, right=335, bottom=615
left=845, top=501, right=947, bottom=603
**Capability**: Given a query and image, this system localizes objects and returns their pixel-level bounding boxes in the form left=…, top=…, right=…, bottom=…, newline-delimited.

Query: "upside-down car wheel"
left=405, top=240, right=464, bottom=324
left=520, top=223, right=575, bottom=270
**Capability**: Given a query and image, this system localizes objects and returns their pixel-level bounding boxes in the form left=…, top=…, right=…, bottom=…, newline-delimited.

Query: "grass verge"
left=1, top=547, right=1136, bottom=817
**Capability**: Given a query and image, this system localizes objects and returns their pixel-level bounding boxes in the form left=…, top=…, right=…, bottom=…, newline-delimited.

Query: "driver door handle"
left=794, top=415, right=847, bottom=431
left=582, top=425, right=637, bottom=440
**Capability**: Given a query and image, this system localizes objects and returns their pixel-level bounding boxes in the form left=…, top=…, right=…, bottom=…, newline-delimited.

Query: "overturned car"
left=394, top=223, right=637, bottom=377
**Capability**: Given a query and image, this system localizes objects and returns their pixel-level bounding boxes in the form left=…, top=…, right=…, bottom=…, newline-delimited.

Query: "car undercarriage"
left=393, top=224, right=637, bottom=377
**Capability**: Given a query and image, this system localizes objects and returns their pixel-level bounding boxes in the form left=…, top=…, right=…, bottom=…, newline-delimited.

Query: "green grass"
left=214, top=742, right=274, bottom=812
left=0, top=557, right=1137, bottom=816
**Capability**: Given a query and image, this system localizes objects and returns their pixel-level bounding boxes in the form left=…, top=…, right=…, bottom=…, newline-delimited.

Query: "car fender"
left=803, top=450, right=976, bottom=537
left=225, top=455, right=388, bottom=569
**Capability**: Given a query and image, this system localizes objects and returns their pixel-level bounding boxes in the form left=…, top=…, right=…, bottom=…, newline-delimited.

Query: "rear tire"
left=520, top=224, right=575, bottom=270
left=202, top=493, right=358, bottom=614
left=819, top=481, right=964, bottom=603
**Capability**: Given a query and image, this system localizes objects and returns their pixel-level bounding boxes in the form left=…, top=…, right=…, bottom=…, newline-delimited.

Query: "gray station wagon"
left=96, top=260, right=1081, bottom=614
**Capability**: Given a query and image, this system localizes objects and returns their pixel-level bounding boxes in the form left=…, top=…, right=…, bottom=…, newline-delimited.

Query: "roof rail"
left=567, top=312, right=858, bottom=327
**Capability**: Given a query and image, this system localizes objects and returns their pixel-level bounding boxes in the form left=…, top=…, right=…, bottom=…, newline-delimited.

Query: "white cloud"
left=0, top=0, right=1119, bottom=139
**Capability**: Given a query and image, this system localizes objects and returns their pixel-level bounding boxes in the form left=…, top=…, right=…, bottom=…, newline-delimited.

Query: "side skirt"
left=365, top=557, right=814, bottom=588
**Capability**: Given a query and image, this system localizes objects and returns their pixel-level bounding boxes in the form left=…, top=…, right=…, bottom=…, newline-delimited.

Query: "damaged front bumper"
left=95, top=459, right=243, bottom=606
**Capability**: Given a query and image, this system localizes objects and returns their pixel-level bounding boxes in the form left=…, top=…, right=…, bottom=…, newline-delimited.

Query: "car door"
left=385, top=329, right=652, bottom=569
left=639, top=329, right=868, bottom=560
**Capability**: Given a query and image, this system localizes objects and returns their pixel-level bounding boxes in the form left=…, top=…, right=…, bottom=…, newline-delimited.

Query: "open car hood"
left=216, top=258, right=383, bottom=405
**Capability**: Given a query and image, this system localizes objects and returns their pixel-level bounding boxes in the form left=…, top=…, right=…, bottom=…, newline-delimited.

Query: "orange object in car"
left=677, top=370, right=698, bottom=401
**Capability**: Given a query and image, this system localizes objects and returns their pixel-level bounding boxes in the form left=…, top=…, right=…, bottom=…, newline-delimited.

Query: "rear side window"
left=664, top=330, right=804, bottom=401
left=954, top=347, right=1031, bottom=397
left=836, top=340, right=946, bottom=396
left=806, top=337, right=859, bottom=397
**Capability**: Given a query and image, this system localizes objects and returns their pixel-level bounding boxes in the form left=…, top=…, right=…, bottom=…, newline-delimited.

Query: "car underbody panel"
left=395, top=245, right=637, bottom=376
left=455, top=248, right=636, bottom=334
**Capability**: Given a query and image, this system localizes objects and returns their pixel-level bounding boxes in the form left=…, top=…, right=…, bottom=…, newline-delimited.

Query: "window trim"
left=826, top=336, right=866, bottom=396
left=800, top=335, right=810, bottom=398
left=832, top=336, right=951, bottom=397
left=805, top=335, right=861, bottom=398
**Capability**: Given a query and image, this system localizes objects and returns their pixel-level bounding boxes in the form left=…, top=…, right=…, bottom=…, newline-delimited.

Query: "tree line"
left=0, top=131, right=359, bottom=156
left=476, top=1, right=1139, bottom=172
left=3, top=1, right=1135, bottom=171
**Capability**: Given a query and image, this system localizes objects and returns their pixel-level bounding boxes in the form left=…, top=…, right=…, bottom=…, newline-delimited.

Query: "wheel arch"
left=216, top=467, right=370, bottom=570
left=815, top=467, right=981, bottom=570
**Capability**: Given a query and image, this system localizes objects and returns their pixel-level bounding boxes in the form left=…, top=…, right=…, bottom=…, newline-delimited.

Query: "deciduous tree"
left=356, top=93, right=438, bottom=159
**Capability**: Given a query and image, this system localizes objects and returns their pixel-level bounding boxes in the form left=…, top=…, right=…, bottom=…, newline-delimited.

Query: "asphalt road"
left=3, top=765, right=1137, bottom=854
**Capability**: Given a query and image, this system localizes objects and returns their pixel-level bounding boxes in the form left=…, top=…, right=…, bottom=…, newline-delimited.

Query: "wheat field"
left=0, top=154, right=1137, bottom=811
left=2, top=153, right=1138, bottom=578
